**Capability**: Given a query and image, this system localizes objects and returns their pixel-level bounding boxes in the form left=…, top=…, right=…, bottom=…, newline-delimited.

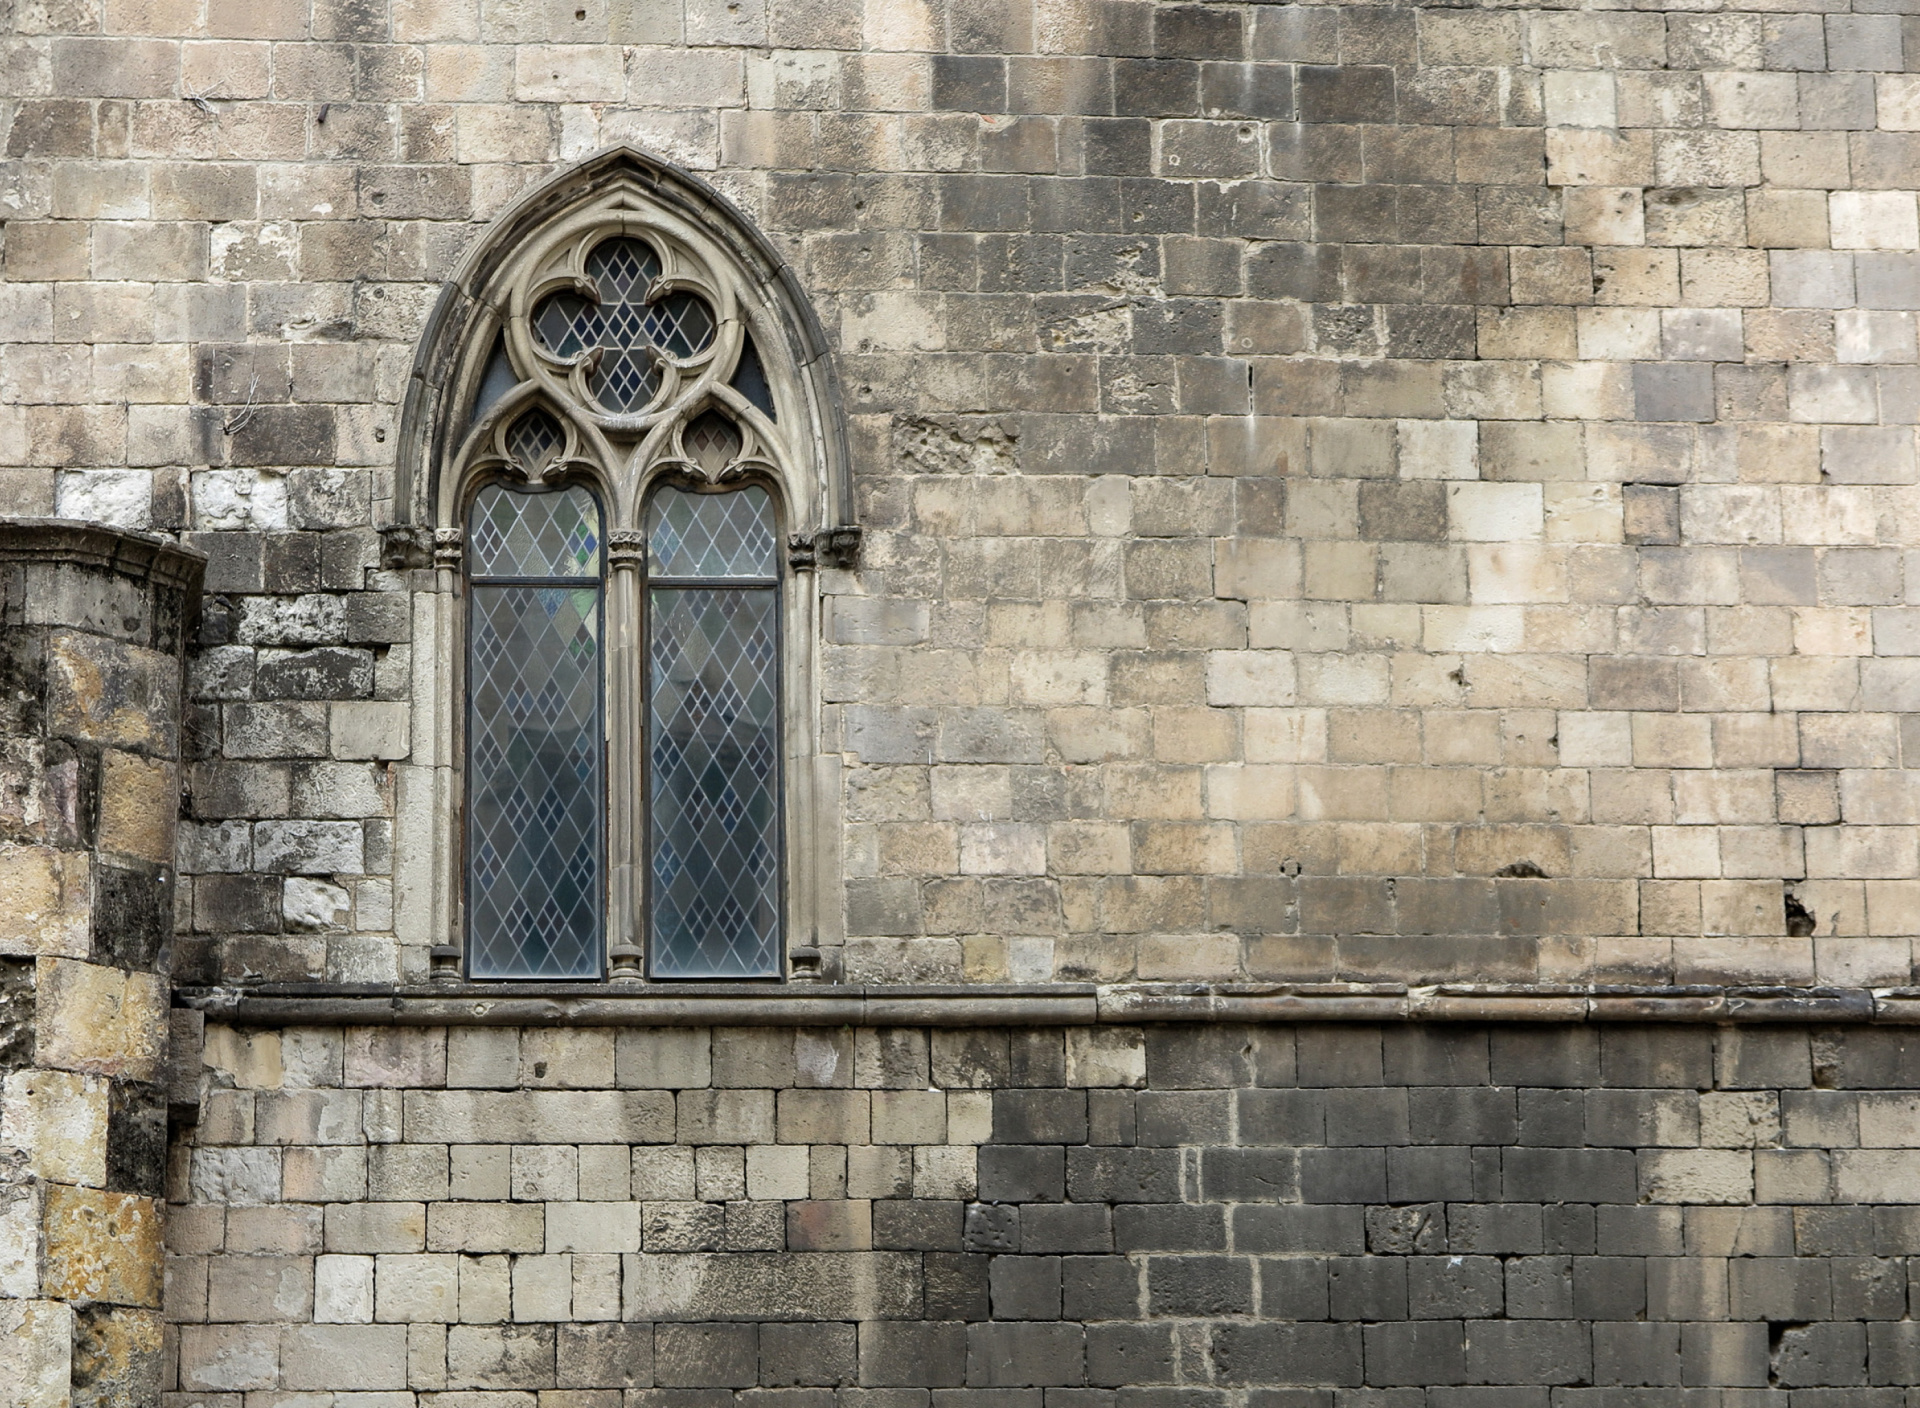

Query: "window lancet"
left=465, top=485, right=604, bottom=979
left=646, top=486, right=781, bottom=979
left=417, top=148, right=846, bottom=984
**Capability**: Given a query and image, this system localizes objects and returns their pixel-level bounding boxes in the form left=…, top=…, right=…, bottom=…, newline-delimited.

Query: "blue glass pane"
left=470, top=484, right=601, bottom=578
left=468, top=584, right=603, bottom=978
left=530, top=237, right=716, bottom=414
left=647, top=485, right=777, bottom=579
left=648, top=587, right=779, bottom=979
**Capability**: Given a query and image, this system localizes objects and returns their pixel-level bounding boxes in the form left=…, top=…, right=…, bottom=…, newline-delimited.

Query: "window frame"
left=405, top=149, right=851, bottom=986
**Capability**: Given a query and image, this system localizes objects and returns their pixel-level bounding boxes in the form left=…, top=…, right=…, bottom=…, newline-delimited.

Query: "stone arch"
left=391, top=145, right=852, bottom=552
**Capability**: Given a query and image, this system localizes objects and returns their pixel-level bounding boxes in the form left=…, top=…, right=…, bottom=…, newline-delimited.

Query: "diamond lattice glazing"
left=530, top=238, right=716, bottom=414
left=647, top=484, right=776, bottom=579
left=684, top=411, right=742, bottom=477
left=469, top=484, right=601, bottom=578
left=506, top=408, right=563, bottom=475
left=647, top=586, right=780, bottom=978
left=468, top=583, right=603, bottom=978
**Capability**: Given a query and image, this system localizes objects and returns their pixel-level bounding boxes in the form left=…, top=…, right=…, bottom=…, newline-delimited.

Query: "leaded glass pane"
left=685, top=411, right=742, bottom=478
left=470, top=484, right=601, bottom=578
left=529, top=237, right=716, bottom=414
left=648, top=587, right=779, bottom=978
left=468, top=583, right=603, bottom=978
left=471, top=335, right=516, bottom=428
left=507, top=408, right=564, bottom=476
left=732, top=331, right=776, bottom=419
left=647, top=485, right=777, bottom=579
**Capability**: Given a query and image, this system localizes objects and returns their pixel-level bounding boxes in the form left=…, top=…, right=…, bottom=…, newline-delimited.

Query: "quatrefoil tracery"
left=455, top=192, right=801, bottom=526
left=530, top=237, right=720, bottom=416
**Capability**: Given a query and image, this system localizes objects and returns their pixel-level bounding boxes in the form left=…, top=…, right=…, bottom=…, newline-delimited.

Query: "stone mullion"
left=607, top=533, right=646, bottom=971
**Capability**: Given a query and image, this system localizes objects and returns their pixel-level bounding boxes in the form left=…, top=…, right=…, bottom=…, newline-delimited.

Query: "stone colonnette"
left=0, top=522, right=204, bottom=1408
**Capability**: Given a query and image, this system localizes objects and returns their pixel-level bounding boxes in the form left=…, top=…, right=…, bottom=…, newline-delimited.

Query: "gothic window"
left=417, top=150, right=852, bottom=982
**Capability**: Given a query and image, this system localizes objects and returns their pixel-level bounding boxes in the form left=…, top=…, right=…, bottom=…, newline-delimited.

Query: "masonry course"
left=156, top=1020, right=1920, bottom=1399
left=5, top=0, right=1920, bottom=991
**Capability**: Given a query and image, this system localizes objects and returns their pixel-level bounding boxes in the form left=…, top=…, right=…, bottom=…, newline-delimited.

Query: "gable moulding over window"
left=381, top=146, right=858, bottom=985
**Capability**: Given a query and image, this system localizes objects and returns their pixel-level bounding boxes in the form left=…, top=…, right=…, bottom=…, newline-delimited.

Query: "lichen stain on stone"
left=45, top=634, right=177, bottom=756
left=42, top=1186, right=163, bottom=1308
left=0, top=955, right=35, bottom=1067
left=72, top=1304, right=164, bottom=1408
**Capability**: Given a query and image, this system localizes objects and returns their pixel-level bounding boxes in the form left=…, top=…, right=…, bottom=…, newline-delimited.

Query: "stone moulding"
left=173, top=981, right=1912, bottom=1027
left=0, top=518, right=207, bottom=592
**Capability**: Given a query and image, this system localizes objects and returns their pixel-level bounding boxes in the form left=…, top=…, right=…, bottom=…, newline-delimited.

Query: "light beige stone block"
left=35, top=959, right=166, bottom=1082
left=0, top=846, right=90, bottom=959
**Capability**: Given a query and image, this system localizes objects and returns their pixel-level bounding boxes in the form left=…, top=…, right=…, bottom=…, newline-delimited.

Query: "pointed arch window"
left=420, top=150, right=853, bottom=983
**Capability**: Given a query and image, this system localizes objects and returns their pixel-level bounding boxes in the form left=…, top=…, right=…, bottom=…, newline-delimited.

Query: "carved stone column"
left=0, top=521, right=203, bottom=1407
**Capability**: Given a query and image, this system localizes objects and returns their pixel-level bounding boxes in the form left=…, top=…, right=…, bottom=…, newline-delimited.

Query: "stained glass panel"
left=468, top=583, right=603, bottom=978
left=470, top=484, right=601, bottom=578
left=530, top=237, right=716, bottom=414
left=647, top=484, right=777, bottom=579
left=648, top=586, right=779, bottom=978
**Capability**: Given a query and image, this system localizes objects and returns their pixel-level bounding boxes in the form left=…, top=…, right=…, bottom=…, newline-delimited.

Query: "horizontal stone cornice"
left=173, top=981, right=1917, bottom=1027
left=0, top=518, right=206, bottom=593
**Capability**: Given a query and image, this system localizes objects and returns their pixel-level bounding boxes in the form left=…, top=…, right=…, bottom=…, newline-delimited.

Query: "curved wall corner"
left=0, top=520, right=203, bottom=1408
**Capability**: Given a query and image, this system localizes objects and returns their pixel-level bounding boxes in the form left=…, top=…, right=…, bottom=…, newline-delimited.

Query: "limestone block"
left=202, top=1025, right=286, bottom=1088
left=96, top=750, right=175, bottom=865
left=546, top=1201, right=641, bottom=1254
left=2, top=1068, right=108, bottom=1186
left=35, top=959, right=166, bottom=1081
left=280, top=1324, right=409, bottom=1391
left=76, top=1306, right=165, bottom=1399
left=1064, top=1028, right=1147, bottom=1089
left=746, top=1144, right=810, bottom=1200
left=283, top=876, right=351, bottom=931
left=41, top=1186, right=163, bottom=1308
left=0, top=1183, right=43, bottom=1298
left=1205, top=652, right=1297, bottom=707
left=522, top=1027, right=616, bottom=1088
left=511, top=1144, right=578, bottom=1201
left=1638, top=1150, right=1755, bottom=1205
left=330, top=700, right=411, bottom=761
left=345, top=1026, right=448, bottom=1088
left=188, top=1147, right=283, bottom=1206
left=375, top=1252, right=460, bottom=1322
left=315, top=1254, right=374, bottom=1323
left=1831, top=192, right=1920, bottom=251
left=0, top=1300, right=73, bottom=1408
left=511, top=1253, right=573, bottom=1320
left=46, top=633, right=179, bottom=755
left=622, top=1250, right=923, bottom=1321
left=616, top=1029, right=712, bottom=1089
left=0, top=846, right=90, bottom=958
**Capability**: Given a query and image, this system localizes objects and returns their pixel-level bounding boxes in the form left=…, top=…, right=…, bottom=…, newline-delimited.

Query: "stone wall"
left=10, top=0, right=1920, bottom=991
left=168, top=1018, right=1920, bottom=1401
left=0, top=523, right=202, bottom=1408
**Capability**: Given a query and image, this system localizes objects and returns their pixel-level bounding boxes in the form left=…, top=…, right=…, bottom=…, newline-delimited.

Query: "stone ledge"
left=175, top=981, right=1908, bottom=1027
left=0, top=518, right=206, bottom=592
